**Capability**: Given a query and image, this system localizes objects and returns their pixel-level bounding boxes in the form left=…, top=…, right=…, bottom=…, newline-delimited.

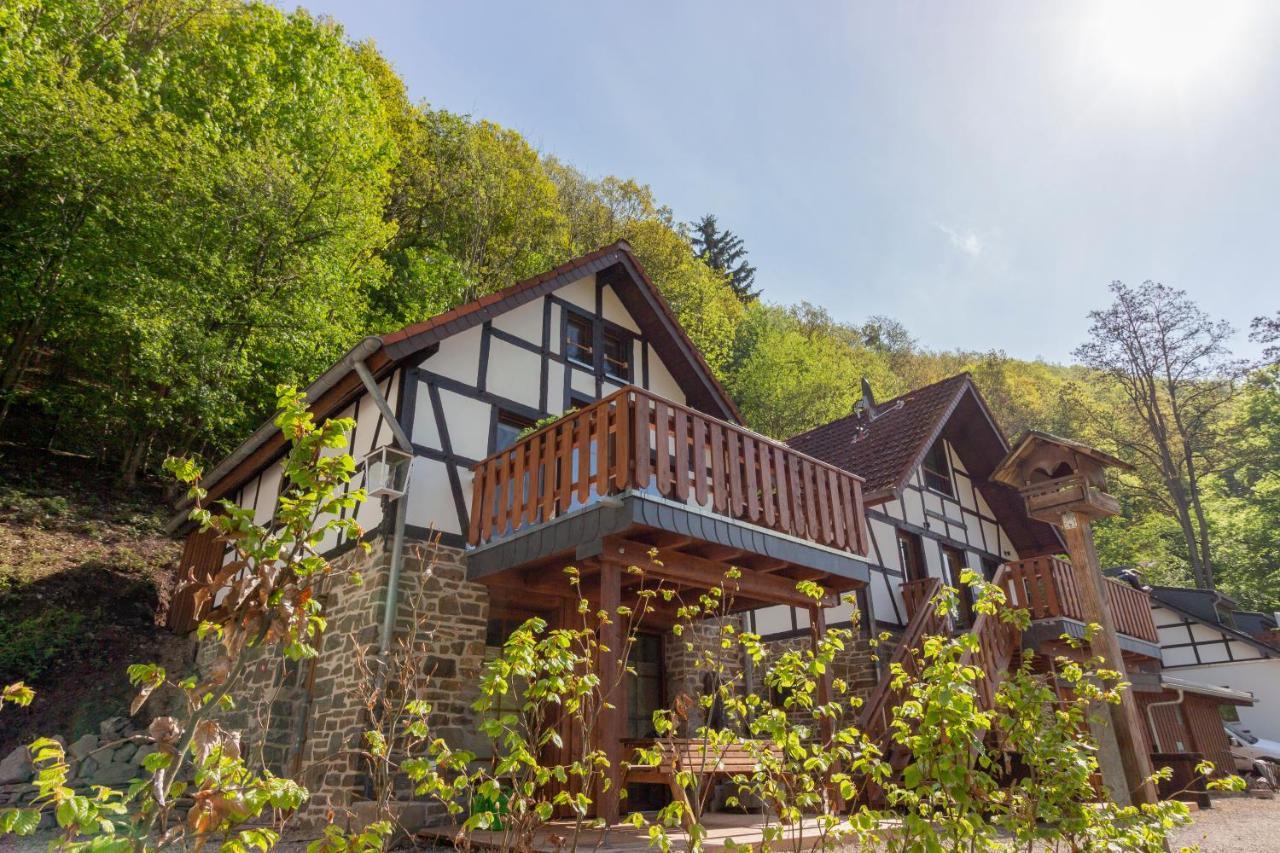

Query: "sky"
left=287, top=0, right=1280, bottom=363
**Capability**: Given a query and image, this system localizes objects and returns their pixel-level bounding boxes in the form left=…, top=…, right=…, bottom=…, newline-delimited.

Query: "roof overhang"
left=1161, top=675, right=1255, bottom=705
left=465, top=490, right=871, bottom=591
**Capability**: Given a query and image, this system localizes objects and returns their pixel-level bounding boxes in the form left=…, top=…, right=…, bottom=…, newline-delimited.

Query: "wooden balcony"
left=1001, top=556, right=1159, bottom=644
left=468, top=385, right=868, bottom=556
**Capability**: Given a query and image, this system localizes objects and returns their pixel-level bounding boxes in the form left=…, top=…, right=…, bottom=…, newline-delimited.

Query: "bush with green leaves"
left=0, top=385, right=366, bottom=850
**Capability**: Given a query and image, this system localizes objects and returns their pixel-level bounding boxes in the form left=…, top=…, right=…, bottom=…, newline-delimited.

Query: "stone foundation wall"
left=193, top=534, right=489, bottom=826
left=663, top=617, right=746, bottom=734
left=759, top=634, right=881, bottom=704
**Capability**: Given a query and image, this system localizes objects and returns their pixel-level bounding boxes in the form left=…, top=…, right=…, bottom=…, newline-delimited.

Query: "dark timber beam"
left=601, top=537, right=839, bottom=609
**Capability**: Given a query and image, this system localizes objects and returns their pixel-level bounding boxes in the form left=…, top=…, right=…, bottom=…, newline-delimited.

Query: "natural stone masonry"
left=0, top=719, right=160, bottom=813
left=194, top=534, right=488, bottom=826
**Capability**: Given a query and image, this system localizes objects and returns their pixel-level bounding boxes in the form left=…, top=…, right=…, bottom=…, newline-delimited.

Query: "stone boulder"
left=0, top=746, right=32, bottom=785
left=98, top=717, right=129, bottom=741
left=68, top=734, right=99, bottom=762
left=90, top=761, right=138, bottom=787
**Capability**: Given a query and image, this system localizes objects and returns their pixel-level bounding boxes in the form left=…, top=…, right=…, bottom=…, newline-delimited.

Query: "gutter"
left=165, top=336, right=386, bottom=535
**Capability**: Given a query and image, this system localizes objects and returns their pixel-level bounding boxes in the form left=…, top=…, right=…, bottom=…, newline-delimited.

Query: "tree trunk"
left=0, top=317, right=47, bottom=426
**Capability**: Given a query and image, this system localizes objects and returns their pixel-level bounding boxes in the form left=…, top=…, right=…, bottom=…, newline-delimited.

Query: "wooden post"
left=1060, top=512, right=1159, bottom=806
left=809, top=604, right=834, bottom=742
left=810, top=603, right=843, bottom=810
left=595, top=559, right=624, bottom=824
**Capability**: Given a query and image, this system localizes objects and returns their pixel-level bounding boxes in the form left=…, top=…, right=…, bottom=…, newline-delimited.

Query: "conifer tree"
left=690, top=214, right=760, bottom=302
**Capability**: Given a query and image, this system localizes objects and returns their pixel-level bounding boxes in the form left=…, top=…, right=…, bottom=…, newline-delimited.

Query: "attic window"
left=565, top=314, right=593, bottom=365
left=922, top=439, right=954, bottom=497
left=602, top=330, right=631, bottom=381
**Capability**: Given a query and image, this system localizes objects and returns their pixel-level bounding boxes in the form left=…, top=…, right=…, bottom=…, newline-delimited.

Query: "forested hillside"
left=2, top=1, right=1277, bottom=612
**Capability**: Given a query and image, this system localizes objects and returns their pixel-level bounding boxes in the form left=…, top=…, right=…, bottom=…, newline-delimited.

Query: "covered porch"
left=463, top=385, right=873, bottom=822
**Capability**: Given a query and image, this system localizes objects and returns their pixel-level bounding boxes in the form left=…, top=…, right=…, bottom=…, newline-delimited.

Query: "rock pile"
left=0, top=717, right=158, bottom=807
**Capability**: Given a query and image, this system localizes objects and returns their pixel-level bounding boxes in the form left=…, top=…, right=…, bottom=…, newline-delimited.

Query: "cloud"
left=936, top=224, right=984, bottom=258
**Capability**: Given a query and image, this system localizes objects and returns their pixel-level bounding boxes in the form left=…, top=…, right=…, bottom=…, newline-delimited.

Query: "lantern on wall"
left=363, top=445, right=413, bottom=500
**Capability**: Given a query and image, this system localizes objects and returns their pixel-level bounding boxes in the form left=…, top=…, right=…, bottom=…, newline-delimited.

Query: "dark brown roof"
left=382, top=240, right=741, bottom=424
left=788, top=373, right=1062, bottom=558
left=788, top=374, right=973, bottom=500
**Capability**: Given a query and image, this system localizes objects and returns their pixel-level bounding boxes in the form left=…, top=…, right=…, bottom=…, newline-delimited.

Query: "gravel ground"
left=1169, top=794, right=1280, bottom=852
left=3, top=796, right=1278, bottom=850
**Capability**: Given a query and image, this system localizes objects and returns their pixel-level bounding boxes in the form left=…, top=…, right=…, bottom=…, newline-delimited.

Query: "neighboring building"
left=1147, top=584, right=1280, bottom=742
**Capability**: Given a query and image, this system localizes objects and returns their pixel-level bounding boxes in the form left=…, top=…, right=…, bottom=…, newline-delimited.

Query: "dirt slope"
left=0, top=445, right=191, bottom=755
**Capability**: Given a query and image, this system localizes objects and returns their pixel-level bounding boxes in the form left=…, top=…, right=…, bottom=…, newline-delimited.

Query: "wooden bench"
left=622, top=738, right=783, bottom=829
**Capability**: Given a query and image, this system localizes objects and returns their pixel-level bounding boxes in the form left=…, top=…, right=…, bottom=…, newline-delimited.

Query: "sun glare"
left=1085, top=1, right=1259, bottom=93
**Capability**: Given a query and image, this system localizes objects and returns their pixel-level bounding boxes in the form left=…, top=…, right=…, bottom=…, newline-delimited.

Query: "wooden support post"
left=595, top=559, right=624, bottom=824
left=1060, top=513, right=1158, bottom=806
left=809, top=603, right=842, bottom=810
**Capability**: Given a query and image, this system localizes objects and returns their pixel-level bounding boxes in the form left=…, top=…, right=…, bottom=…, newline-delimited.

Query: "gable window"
left=602, top=329, right=631, bottom=381
left=494, top=410, right=535, bottom=453
left=922, top=439, right=954, bottom=497
left=565, top=313, right=593, bottom=365
left=897, top=530, right=927, bottom=582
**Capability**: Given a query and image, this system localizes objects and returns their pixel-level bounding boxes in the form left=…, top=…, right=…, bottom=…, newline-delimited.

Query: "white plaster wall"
left=1172, top=660, right=1280, bottom=743
left=428, top=326, right=484, bottom=385
left=600, top=284, right=640, bottom=333
left=486, top=337, right=542, bottom=411
left=491, top=296, right=543, bottom=342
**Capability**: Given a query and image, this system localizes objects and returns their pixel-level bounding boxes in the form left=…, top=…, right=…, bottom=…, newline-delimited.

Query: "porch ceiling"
left=466, top=491, right=869, bottom=617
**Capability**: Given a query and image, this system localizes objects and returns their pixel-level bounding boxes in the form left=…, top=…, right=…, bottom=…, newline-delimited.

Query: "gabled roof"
left=381, top=240, right=740, bottom=424
left=788, top=374, right=972, bottom=500
left=787, top=373, right=1062, bottom=557
left=1148, top=585, right=1280, bottom=658
left=168, top=243, right=739, bottom=531
left=992, top=429, right=1134, bottom=487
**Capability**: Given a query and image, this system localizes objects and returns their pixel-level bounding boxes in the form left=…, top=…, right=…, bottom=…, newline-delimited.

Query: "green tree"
left=1074, top=281, right=1249, bottom=590
left=689, top=213, right=759, bottom=303
left=725, top=303, right=896, bottom=438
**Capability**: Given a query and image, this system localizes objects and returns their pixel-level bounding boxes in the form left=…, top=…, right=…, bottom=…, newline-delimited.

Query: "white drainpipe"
left=350, top=358, right=414, bottom=660
left=1146, top=687, right=1186, bottom=753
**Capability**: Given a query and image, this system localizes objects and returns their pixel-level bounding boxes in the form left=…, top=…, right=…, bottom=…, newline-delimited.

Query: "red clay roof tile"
left=787, top=374, right=973, bottom=499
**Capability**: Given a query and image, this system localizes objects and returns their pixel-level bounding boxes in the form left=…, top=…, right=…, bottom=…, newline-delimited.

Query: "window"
left=494, top=410, right=535, bottom=453
left=922, top=439, right=954, bottom=497
left=982, top=556, right=1002, bottom=580
left=943, top=546, right=974, bottom=628
left=602, top=329, right=631, bottom=381
left=897, top=530, right=927, bottom=582
left=564, top=313, right=593, bottom=365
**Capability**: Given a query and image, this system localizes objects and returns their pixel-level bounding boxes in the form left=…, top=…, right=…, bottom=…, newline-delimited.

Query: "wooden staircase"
left=855, top=566, right=1022, bottom=804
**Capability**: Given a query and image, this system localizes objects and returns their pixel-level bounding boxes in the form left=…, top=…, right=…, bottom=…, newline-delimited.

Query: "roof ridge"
left=786, top=371, right=972, bottom=445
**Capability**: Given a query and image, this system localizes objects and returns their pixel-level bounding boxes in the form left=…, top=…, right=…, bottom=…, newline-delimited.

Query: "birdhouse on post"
left=991, top=431, right=1130, bottom=524
left=993, top=431, right=1157, bottom=807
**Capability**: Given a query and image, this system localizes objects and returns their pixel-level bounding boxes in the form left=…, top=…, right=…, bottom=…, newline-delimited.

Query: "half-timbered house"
left=165, top=244, right=1251, bottom=824
left=166, top=242, right=873, bottom=822
left=1146, top=584, right=1280, bottom=741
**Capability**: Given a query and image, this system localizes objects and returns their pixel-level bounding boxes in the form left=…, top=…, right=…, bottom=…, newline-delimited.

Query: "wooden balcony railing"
left=468, top=386, right=868, bottom=554
left=1000, top=556, right=1158, bottom=643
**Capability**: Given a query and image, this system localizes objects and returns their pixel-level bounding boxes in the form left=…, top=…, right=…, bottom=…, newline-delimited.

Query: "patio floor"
left=417, top=811, right=868, bottom=851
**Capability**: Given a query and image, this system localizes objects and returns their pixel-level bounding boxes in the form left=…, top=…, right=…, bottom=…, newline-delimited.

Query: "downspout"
left=351, top=359, right=414, bottom=661
left=1146, top=687, right=1185, bottom=753
left=351, top=357, right=415, bottom=803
